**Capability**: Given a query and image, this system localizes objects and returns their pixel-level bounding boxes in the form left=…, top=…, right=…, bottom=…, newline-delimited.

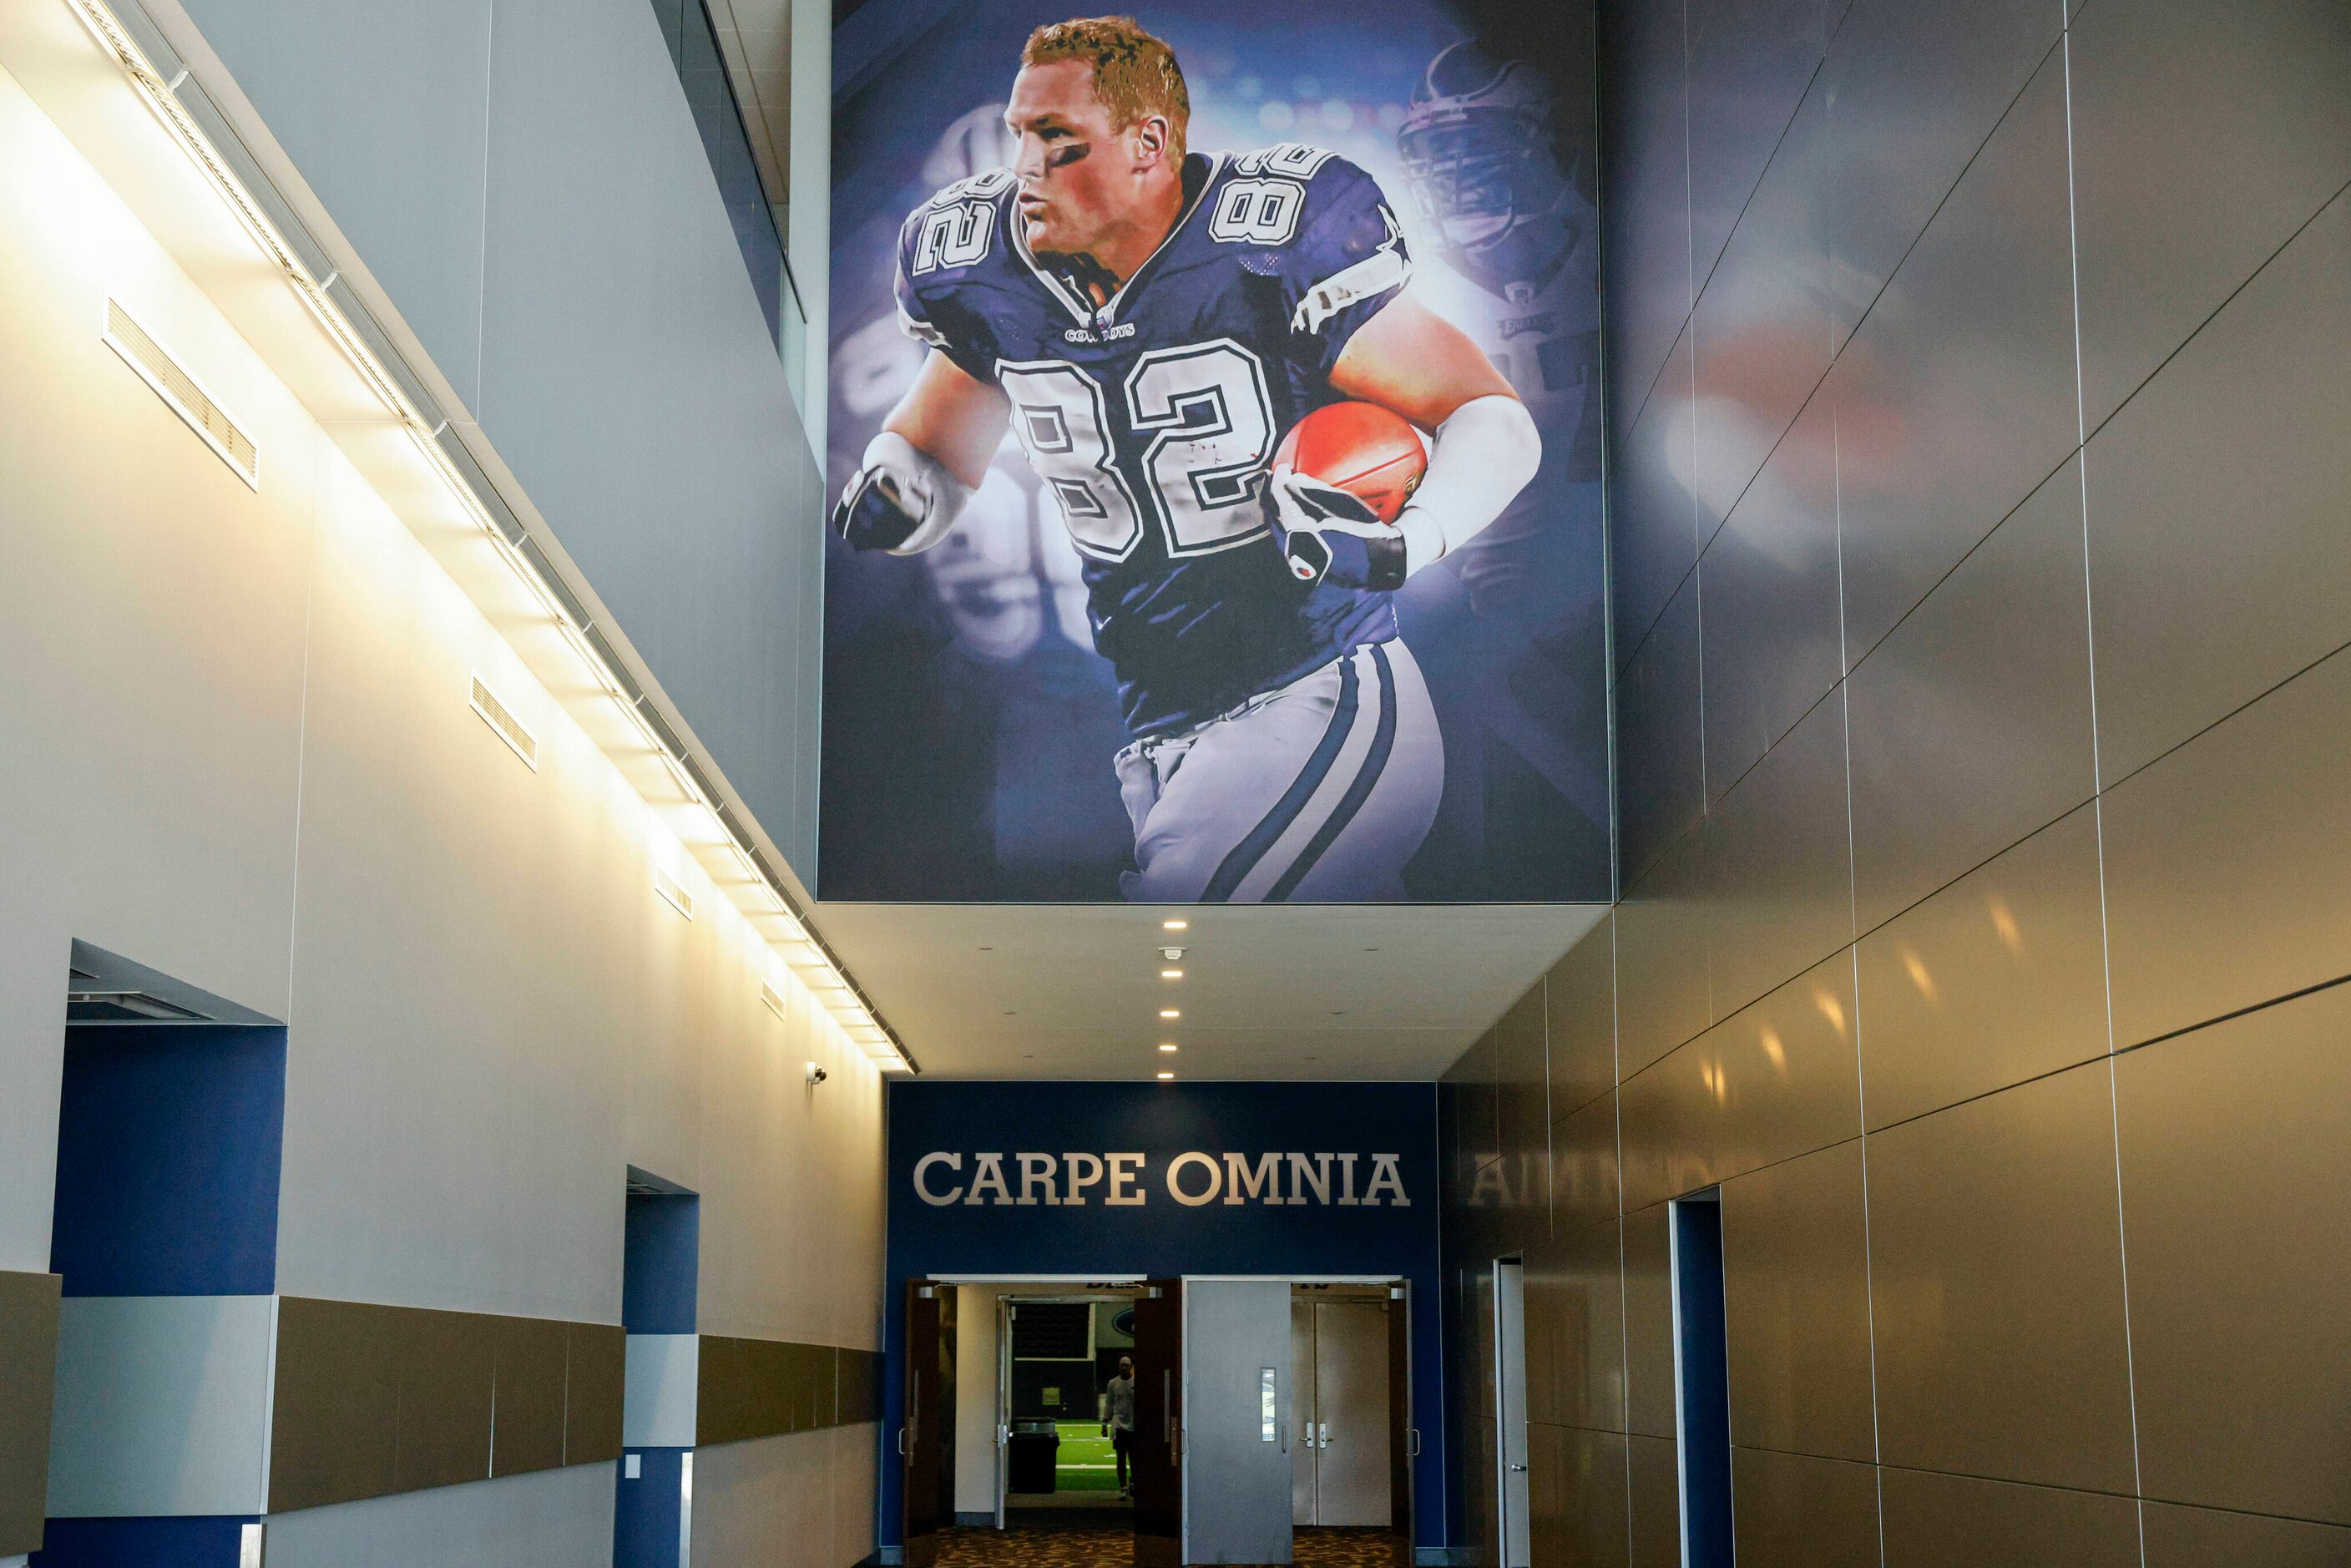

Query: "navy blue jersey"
left=894, top=146, right=1414, bottom=737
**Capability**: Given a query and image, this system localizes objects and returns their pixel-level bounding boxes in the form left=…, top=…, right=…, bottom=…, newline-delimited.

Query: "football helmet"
left=1398, top=42, right=1580, bottom=296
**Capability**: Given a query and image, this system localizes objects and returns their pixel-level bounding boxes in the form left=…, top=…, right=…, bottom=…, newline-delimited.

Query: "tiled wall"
left=1439, top=0, right=2351, bottom=1560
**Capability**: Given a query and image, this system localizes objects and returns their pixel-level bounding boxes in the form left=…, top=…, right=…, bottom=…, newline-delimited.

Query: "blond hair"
left=1022, top=16, right=1191, bottom=160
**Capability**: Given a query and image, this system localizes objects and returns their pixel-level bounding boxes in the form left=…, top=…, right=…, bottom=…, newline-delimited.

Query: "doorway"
left=1491, top=1258, right=1531, bottom=1568
left=903, top=1276, right=1413, bottom=1567
left=1290, top=1287, right=1394, bottom=1529
left=1671, top=1193, right=1732, bottom=1568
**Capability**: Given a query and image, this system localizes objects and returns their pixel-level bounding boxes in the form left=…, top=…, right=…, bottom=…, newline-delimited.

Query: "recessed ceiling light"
left=1159, top=1009, right=1181, bottom=1019
left=1161, top=968, right=1183, bottom=979
left=1156, top=1071, right=1175, bottom=1080
left=1163, top=918, right=1189, bottom=930
left=1159, top=1044, right=1178, bottom=1053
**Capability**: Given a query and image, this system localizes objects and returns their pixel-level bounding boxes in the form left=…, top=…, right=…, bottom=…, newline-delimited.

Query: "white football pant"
left=1115, top=640, right=1443, bottom=903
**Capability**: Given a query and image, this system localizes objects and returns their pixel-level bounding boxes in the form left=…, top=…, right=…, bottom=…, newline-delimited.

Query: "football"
left=1272, top=401, right=1428, bottom=524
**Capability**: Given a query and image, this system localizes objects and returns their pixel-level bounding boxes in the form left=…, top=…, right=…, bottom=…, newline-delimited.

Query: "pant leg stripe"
left=1199, top=653, right=1361, bottom=903
left=1267, top=641, right=1400, bottom=903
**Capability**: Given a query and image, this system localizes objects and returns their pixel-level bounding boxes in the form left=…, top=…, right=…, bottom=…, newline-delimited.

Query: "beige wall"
left=1438, top=0, right=2351, bottom=1562
left=0, top=44, right=877, bottom=1562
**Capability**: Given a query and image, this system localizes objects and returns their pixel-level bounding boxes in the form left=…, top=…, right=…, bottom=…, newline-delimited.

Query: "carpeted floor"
left=933, top=1525, right=1397, bottom=1566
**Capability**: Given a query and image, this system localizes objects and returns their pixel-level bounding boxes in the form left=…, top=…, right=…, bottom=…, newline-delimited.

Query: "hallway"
left=934, top=1527, right=1398, bottom=1567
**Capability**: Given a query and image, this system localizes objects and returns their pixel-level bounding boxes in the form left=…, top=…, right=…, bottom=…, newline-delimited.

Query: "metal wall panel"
left=1721, top=1140, right=1876, bottom=1462
left=1610, top=329, right=1700, bottom=678
left=1615, top=827, right=1713, bottom=1080
left=1550, top=1091, right=1622, bottom=1239
left=2141, top=1500, right=2351, bottom=1568
left=1831, top=49, right=2078, bottom=662
left=1626, top=1433, right=1682, bottom=1568
left=1619, top=953, right=1860, bottom=1212
left=1684, top=0, right=1837, bottom=295
left=1527, top=1218, right=1628, bottom=1436
left=1818, top=0, right=2063, bottom=347
left=2116, top=983, right=2351, bottom=1525
left=1704, top=689, right=1853, bottom=1017
left=1618, top=566, right=1706, bottom=883
left=1730, top=1447, right=1880, bottom=1568
left=392, top=1308, right=495, bottom=1493
left=1597, top=0, right=1693, bottom=442
left=1847, top=458, right=2096, bottom=932
left=1456, top=1028, right=1503, bottom=1180
left=2101, top=647, right=2351, bottom=1048
left=1545, top=1425, right=1632, bottom=1568
left=2084, top=191, right=2351, bottom=781
left=2066, top=0, right=2351, bottom=429
left=1865, top=1065, right=2136, bottom=1493
left=1495, top=987, right=1553, bottom=1213
left=1545, top=921, right=1618, bottom=1118
left=0, top=1270, right=59, bottom=1555
left=1691, top=72, right=1835, bottom=542
left=1878, top=1467, right=2142, bottom=1568
left=1856, top=803, right=2109, bottom=1129
left=1621, top=1204, right=1676, bottom=1441
left=488, top=1314, right=569, bottom=1477
left=1699, top=390, right=1842, bottom=801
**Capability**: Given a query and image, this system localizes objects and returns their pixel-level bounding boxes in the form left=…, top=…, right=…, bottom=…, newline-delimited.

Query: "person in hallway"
left=1100, top=1353, right=1137, bottom=1498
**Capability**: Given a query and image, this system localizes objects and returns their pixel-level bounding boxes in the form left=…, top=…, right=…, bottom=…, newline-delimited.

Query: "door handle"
left=1509, top=1463, right=1529, bottom=1473
left=897, top=1427, right=909, bottom=1456
left=1408, top=1429, right=1421, bottom=1458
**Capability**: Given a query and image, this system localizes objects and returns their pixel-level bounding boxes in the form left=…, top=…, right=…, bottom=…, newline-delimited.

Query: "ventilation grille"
left=104, top=297, right=260, bottom=488
left=654, top=865, right=694, bottom=920
left=469, top=675, right=539, bottom=770
left=761, top=980, right=788, bottom=1020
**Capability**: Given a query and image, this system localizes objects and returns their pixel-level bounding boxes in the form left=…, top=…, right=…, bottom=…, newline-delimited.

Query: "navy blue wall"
left=882, top=1080, right=1449, bottom=1550
left=49, top=1025, right=286, bottom=1297
left=624, top=1191, right=700, bottom=1335
left=32, top=1516, right=256, bottom=1567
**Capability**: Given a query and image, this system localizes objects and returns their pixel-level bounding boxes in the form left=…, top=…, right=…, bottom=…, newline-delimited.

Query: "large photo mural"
left=823, top=2, right=1606, bottom=902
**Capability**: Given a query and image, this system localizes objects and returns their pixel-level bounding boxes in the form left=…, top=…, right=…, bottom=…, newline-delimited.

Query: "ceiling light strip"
left=65, top=0, right=917, bottom=1073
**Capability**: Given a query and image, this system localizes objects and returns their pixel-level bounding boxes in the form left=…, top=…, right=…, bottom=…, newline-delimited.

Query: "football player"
left=832, top=16, right=1540, bottom=903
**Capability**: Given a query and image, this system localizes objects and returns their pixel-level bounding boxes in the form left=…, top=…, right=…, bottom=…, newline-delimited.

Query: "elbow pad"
left=1397, top=395, right=1543, bottom=576
left=831, top=431, right=973, bottom=555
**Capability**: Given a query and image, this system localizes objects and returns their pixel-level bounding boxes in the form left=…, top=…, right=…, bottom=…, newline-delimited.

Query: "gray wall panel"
left=1699, top=390, right=1842, bottom=800
left=1818, top=0, right=2062, bottom=347
left=478, top=0, right=823, bottom=877
left=1866, top=1065, right=2136, bottom=1493
left=259, top=1456, right=614, bottom=1568
left=1704, top=687, right=1853, bottom=1017
left=1618, top=529, right=1706, bottom=888
left=1721, top=1140, right=1876, bottom=1462
left=2101, top=647, right=2351, bottom=1047
left=1684, top=0, right=1838, bottom=301
left=1690, top=72, right=1835, bottom=542
left=2084, top=190, right=2351, bottom=781
left=1847, top=458, right=2096, bottom=932
left=1597, top=0, right=1694, bottom=439
left=2116, top=983, right=2351, bottom=1525
left=1610, top=328, right=1700, bottom=677
left=1545, top=920, right=1618, bottom=1118
left=1831, top=49, right=2078, bottom=661
left=1856, top=803, right=2109, bottom=1130
left=2067, top=0, right=2351, bottom=429
left=1614, top=827, right=1712, bottom=1078
left=2141, top=1501, right=2351, bottom=1568
left=180, top=0, right=494, bottom=407
left=1731, top=1447, right=1880, bottom=1568
left=1879, top=1467, right=2141, bottom=1568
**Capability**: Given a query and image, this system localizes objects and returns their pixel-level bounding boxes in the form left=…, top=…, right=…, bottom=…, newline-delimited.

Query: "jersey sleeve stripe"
left=1292, top=245, right=1413, bottom=335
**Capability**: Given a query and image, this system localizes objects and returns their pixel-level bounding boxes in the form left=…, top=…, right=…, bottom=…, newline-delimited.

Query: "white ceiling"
left=813, top=903, right=1607, bottom=1080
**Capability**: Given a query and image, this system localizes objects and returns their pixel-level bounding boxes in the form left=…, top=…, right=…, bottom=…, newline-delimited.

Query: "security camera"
left=806, top=1063, right=829, bottom=1086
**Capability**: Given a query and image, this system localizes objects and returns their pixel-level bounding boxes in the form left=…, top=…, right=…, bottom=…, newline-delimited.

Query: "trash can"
left=1007, top=1419, right=1060, bottom=1493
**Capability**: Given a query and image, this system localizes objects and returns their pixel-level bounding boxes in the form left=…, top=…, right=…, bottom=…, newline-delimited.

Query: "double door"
left=1290, top=1300, right=1393, bottom=1527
